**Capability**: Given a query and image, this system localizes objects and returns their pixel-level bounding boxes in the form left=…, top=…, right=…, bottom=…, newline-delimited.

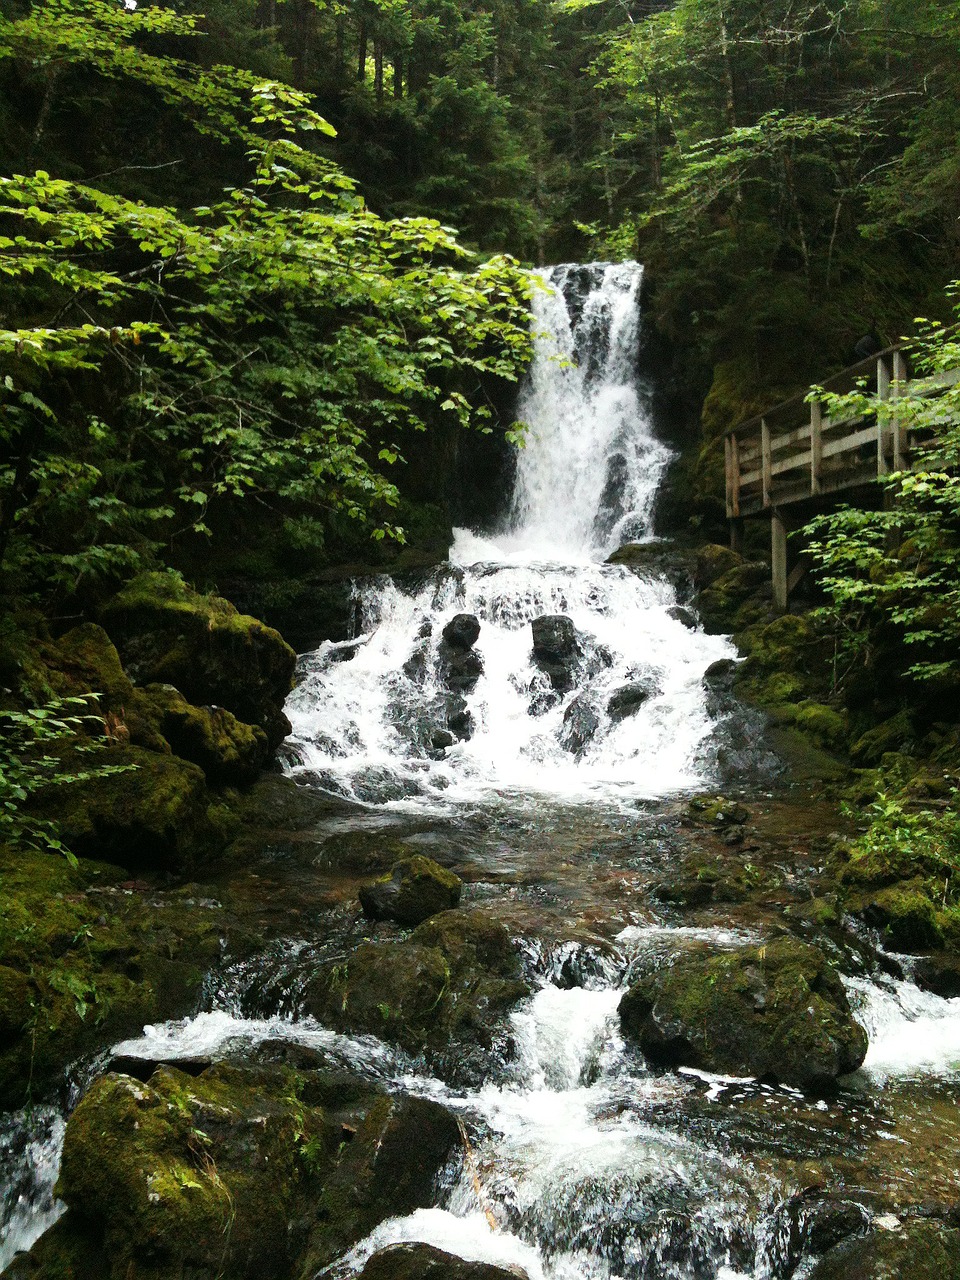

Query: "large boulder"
left=358, top=1244, right=529, bottom=1280
left=439, top=644, right=484, bottom=694
left=26, top=1063, right=463, bottom=1280
left=531, top=615, right=583, bottom=694
left=303, top=911, right=529, bottom=1081
left=618, top=937, right=867, bottom=1091
left=693, top=543, right=743, bottom=591
left=100, top=572, right=296, bottom=748
left=441, top=614, right=481, bottom=649
left=359, top=855, right=463, bottom=927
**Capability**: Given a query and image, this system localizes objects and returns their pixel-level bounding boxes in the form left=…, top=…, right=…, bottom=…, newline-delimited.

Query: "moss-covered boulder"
left=303, top=911, right=528, bottom=1081
left=806, top=1220, right=960, bottom=1280
left=54, top=1064, right=332, bottom=1279
left=100, top=572, right=296, bottom=748
left=618, top=937, right=867, bottom=1091
left=359, top=856, right=462, bottom=927
left=357, top=1244, right=530, bottom=1280
left=28, top=744, right=229, bottom=871
left=693, top=543, right=744, bottom=591
left=0, top=845, right=226, bottom=1109
left=141, top=684, right=269, bottom=787
left=695, top=561, right=771, bottom=635
left=36, top=1063, right=463, bottom=1280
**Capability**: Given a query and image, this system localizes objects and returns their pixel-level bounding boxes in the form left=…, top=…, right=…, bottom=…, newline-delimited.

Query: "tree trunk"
left=374, top=37, right=384, bottom=104
left=357, top=16, right=368, bottom=82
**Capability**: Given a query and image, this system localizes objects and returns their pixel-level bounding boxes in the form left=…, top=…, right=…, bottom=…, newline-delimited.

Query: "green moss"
left=141, top=684, right=269, bottom=787
left=0, top=845, right=225, bottom=1108
left=99, top=572, right=296, bottom=747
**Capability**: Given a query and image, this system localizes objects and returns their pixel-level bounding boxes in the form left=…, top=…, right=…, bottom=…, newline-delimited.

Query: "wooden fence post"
left=810, top=398, right=822, bottom=495
left=761, top=418, right=772, bottom=508
left=892, top=347, right=907, bottom=470
left=876, top=355, right=891, bottom=475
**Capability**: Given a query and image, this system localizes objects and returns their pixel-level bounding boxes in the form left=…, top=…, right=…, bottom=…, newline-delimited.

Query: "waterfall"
left=285, top=262, right=737, bottom=809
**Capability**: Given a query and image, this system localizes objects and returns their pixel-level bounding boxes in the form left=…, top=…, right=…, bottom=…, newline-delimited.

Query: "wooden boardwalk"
left=723, top=341, right=960, bottom=610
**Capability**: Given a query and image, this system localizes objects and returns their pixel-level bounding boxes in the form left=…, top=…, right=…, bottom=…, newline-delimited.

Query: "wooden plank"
left=787, top=560, right=807, bottom=593
left=810, top=399, right=822, bottom=495
left=761, top=419, right=772, bottom=508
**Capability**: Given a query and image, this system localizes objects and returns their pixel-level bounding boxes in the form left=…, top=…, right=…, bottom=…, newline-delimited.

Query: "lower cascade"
left=5, top=263, right=960, bottom=1280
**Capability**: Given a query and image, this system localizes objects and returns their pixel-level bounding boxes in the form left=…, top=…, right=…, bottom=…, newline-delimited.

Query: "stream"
left=4, top=262, right=960, bottom=1278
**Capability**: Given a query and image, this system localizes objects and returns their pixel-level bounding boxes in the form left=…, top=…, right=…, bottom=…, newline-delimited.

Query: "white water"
left=285, top=263, right=736, bottom=810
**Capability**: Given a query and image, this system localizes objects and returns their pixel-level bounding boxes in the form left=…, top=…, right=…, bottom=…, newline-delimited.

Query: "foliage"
left=0, top=2, right=533, bottom=597
left=0, top=695, right=134, bottom=862
left=804, top=286, right=960, bottom=683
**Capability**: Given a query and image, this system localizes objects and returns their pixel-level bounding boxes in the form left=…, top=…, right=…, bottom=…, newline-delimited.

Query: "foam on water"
left=844, top=975, right=960, bottom=1080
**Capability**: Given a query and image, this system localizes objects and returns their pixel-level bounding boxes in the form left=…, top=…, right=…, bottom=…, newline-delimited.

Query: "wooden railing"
left=722, top=339, right=960, bottom=609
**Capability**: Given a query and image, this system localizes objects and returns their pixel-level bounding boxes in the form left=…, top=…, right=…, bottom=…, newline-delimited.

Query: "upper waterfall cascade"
left=285, top=262, right=737, bottom=808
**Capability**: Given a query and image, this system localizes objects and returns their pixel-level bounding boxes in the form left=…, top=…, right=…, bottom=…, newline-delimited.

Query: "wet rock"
left=445, top=693, right=475, bottom=741
left=53, top=1064, right=336, bottom=1279
left=315, top=832, right=426, bottom=874
left=687, top=795, right=749, bottom=826
left=432, top=728, right=456, bottom=751
left=34, top=1062, right=464, bottom=1280
left=303, top=912, right=529, bottom=1079
left=668, top=605, right=698, bottom=629
left=607, top=679, right=658, bottom=721
left=439, top=644, right=484, bottom=693
left=618, top=937, right=868, bottom=1091
left=302, top=1094, right=464, bottom=1272
left=99, top=571, right=296, bottom=748
left=442, top=613, right=481, bottom=649
left=359, top=855, right=463, bottom=927
left=140, top=683, right=270, bottom=787
left=765, top=1189, right=870, bottom=1276
left=412, top=909, right=523, bottom=979
left=806, top=1220, right=960, bottom=1280
left=357, top=1244, right=529, bottom=1280
left=28, top=743, right=229, bottom=872
left=912, top=951, right=960, bottom=997
left=559, top=696, right=600, bottom=756
left=704, top=658, right=738, bottom=689
left=531, top=615, right=583, bottom=693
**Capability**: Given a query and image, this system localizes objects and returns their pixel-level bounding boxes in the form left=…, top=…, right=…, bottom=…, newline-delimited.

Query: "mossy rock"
left=313, top=831, right=427, bottom=875
left=357, top=1244, right=529, bottom=1280
left=303, top=918, right=529, bottom=1080
left=27, top=744, right=228, bottom=872
left=618, top=937, right=867, bottom=1091
left=0, top=845, right=226, bottom=1109
left=767, top=701, right=849, bottom=752
left=807, top=1220, right=960, bottom=1280
left=851, top=711, right=918, bottom=765
left=100, top=572, right=296, bottom=748
left=860, top=884, right=945, bottom=952
left=359, top=855, right=462, bottom=927
left=411, top=909, right=522, bottom=979
left=141, top=684, right=269, bottom=787
left=695, top=561, right=771, bottom=634
left=693, top=543, right=743, bottom=590
left=54, top=1064, right=335, bottom=1280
